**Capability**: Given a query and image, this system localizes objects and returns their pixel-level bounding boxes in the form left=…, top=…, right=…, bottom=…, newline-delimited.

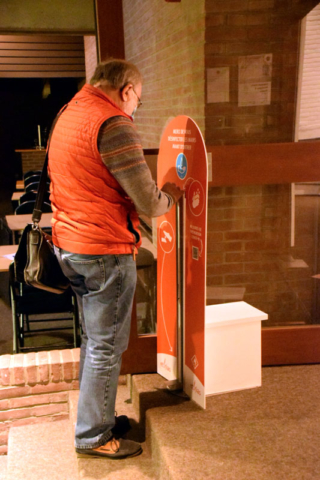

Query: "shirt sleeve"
left=97, top=116, right=173, bottom=217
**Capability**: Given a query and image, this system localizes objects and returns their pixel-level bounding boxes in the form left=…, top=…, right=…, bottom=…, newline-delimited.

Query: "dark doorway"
left=0, top=77, right=80, bottom=189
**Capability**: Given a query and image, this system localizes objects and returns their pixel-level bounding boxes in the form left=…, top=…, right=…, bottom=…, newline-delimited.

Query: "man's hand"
left=161, top=182, right=184, bottom=203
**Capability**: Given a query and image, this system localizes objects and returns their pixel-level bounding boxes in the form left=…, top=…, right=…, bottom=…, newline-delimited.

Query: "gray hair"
left=90, top=59, right=142, bottom=89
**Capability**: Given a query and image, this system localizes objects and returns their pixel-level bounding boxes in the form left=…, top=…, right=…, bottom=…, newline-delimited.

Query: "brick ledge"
left=0, top=349, right=80, bottom=387
left=0, top=349, right=80, bottom=455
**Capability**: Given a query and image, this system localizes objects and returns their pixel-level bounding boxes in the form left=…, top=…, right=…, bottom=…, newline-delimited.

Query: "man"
left=48, top=59, right=182, bottom=459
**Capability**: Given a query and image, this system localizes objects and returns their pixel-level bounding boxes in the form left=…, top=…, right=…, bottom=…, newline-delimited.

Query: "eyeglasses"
left=120, top=83, right=143, bottom=109
left=132, top=87, right=142, bottom=108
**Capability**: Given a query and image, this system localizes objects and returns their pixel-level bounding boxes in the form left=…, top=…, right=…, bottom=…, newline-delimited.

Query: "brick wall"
left=92, top=2, right=319, bottom=327
left=122, top=0, right=205, bottom=148
left=207, top=181, right=320, bottom=326
left=204, top=0, right=314, bottom=146
left=16, top=150, right=46, bottom=176
left=120, top=1, right=317, bottom=147
left=204, top=1, right=320, bottom=326
left=0, top=349, right=80, bottom=455
left=208, top=185, right=295, bottom=324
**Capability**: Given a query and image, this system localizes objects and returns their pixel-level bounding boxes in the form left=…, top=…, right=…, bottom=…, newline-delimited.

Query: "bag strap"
left=32, top=104, right=68, bottom=226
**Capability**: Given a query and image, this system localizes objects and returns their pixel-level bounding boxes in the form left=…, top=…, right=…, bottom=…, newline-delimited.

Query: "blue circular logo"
left=176, top=153, right=187, bottom=180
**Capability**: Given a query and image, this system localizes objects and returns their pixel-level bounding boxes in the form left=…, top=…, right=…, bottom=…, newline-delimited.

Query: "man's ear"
left=120, top=83, right=132, bottom=102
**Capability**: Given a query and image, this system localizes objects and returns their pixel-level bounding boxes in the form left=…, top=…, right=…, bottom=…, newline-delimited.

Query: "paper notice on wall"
left=238, top=54, right=272, bottom=107
left=207, top=67, right=229, bottom=103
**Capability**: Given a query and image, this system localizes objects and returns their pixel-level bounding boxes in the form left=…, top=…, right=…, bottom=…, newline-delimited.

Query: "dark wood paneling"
left=208, top=142, right=320, bottom=187
left=95, top=0, right=125, bottom=61
left=120, top=299, right=157, bottom=374
left=262, top=326, right=320, bottom=365
left=0, top=42, right=84, bottom=50
left=2, top=57, right=84, bottom=64
left=0, top=34, right=85, bottom=78
left=0, top=72, right=85, bottom=78
left=144, top=149, right=159, bottom=156
left=121, top=335, right=157, bottom=374
left=0, top=50, right=84, bottom=57
left=142, top=143, right=320, bottom=187
left=0, top=65, right=85, bottom=71
left=291, top=0, right=320, bottom=19
left=0, top=35, right=84, bottom=43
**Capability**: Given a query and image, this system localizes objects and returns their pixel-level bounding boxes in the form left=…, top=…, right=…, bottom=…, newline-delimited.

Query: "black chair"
left=25, top=181, right=50, bottom=193
left=24, top=175, right=41, bottom=188
left=0, top=218, right=11, bottom=245
left=25, top=182, right=40, bottom=193
left=24, top=170, right=42, bottom=181
left=15, top=201, right=52, bottom=215
left=19, top=191, right=50, bottom=206
left=18, top=191, right=37, bottom=205
left=9, top=263, right=80, bottom=353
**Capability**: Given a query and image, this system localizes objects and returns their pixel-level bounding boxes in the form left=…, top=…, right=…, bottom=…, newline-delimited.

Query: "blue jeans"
left=54, top=247, right=137, bottom=449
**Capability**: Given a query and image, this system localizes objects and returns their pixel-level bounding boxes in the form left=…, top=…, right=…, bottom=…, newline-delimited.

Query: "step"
left=132, top=367, right=320, bottom=480
left=69, top=380, right=157, bottom=480
left=5, top=376, right=159, bottom=480
left=6, top=419, right=78, bottom=480
left=131, top=374, right=193, bottom=480
left=131, top=373, right=189, bottom=425
left=6, top=367, right=320, bottom=480
left=0, top=456, right=7, bottom=480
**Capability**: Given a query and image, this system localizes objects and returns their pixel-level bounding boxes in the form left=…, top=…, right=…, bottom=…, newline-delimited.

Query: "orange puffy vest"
left=48, top=84, right=141, bottom=255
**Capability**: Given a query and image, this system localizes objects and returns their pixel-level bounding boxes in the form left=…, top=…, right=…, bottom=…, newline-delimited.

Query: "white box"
left=205, top=301, right=268, bottom=396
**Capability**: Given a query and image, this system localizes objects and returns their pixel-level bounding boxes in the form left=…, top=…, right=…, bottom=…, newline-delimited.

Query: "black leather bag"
left=14, top=106, right=70, bottom=294
left=14, top=223, right=69, bottom=294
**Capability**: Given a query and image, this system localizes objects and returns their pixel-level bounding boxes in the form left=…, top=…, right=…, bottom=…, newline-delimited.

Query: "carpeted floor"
left=141, top=365, right=320, bottom=480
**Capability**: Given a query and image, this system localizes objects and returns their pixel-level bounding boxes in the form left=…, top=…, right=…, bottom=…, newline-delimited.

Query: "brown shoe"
left=76, top=437, right=142, bottom=460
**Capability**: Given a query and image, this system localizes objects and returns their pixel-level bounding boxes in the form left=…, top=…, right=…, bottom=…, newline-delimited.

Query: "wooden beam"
left=95, top=0, right=125, bottom=62
left=1, top=57, right=84, bottom=64
left=121, top=298, right=157, bottom=374
left=0, top=50, right=85, bottom=57
left=143, top=148, right=159, bottom=156
left=0, top=65, right=84, bottom=71
left=262, top=326, right=320, bottom=365
left=207, top=141, right=320, bottom=187
left=0, top=42, right=84, bottom=50
left=292, top=0, right=319, bottom=19
left=0, top=71, right=85, bottom=78
left=0, top=34, right=85, bottom=78
left=0, top=34, right=83, bottom=44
